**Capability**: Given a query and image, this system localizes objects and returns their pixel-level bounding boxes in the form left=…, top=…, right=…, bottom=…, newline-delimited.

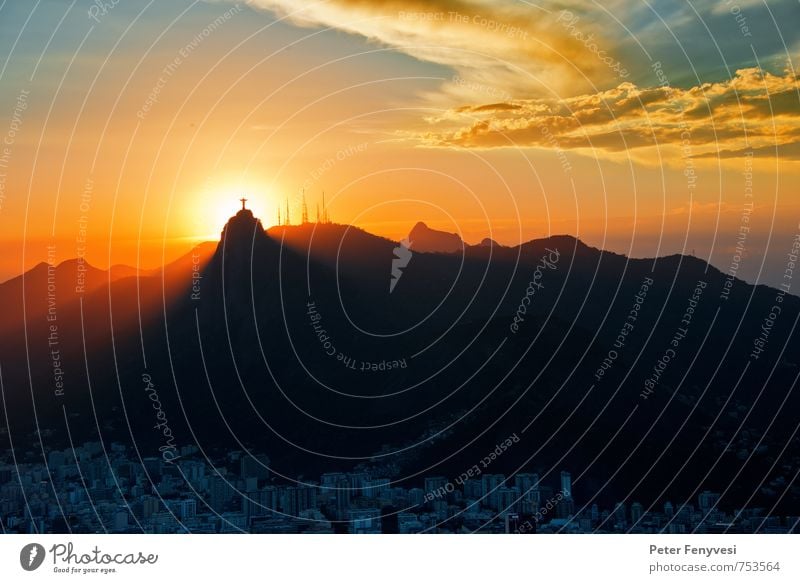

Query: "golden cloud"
left=235, top=1, right=798, bottom=162
left=407, top=67, right=800, bottom=161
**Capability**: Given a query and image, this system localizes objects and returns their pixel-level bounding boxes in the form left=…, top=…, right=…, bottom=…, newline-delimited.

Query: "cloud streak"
left=239, top=0, right=631, bottom=98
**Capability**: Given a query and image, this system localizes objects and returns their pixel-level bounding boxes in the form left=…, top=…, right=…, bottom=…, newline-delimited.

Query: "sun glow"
left=189, top=180, right=277, bottom=240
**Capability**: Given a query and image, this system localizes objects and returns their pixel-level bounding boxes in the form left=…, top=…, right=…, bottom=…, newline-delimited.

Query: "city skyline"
left=3, top=437, right=794, bottom=534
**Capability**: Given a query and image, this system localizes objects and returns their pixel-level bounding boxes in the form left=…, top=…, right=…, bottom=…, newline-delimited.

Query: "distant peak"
left=407, top=221, right=464, bottom=254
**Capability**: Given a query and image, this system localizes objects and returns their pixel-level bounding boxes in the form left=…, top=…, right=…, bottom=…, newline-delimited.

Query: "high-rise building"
left=505, top=512, right=521, bottom=534
left=179, top=498, right=196, bottom=520
left=335, top=477, right=351, bottom=519
left=613, top=502, right=627, bottom=528
left=113, top=510, right=129, bottom=531
left=241, top=491, right=259, bottom=520
left=424, top=476, right=448, bottom=504
left=560, top=471, right=572, bottom=499
left=481, top=474, right=505, bottom=510
left=347, top=472, right=367, bottom=492
left=463, top=479, right=482, bottom=499
left=631, top=502, right=644, bottom=524
left=209, top=476, right=235, bottom=511
left=280, top=487, right=299, bottom=516
left=674, top=504, right=693, bottom=525
left=698, top=491, right=720, bottom=512
left=280, top=485, right=318, bottom=516
left=556, top=495, right=575, bottom=519
left=142, top=496, right=161, bottom=519
left=321, top=472, right=346, bottom=489
left=243, top=488, right=275, bottom=519
left=297, top=485, right=317, bottom=513
left=515, top=473, right=539, bottom=495
left=363, top=478, right=390, bottom=499
left=498, top=487, right=521, bottom=513
left=408, top=488, right=425, bottom=508
left=520, top=488, right=540, bottom=515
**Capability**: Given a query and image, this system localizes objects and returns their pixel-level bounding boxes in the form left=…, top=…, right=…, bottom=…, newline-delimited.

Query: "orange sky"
left=0, top=0, right=798, bottom=289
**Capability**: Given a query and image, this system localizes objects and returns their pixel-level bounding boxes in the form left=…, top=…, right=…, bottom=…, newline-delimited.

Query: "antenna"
left=301, top=189, right=309, bottom=224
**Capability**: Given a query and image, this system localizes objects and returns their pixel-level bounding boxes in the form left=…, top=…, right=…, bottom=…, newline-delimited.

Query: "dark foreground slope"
left=1, top=213, right=798, bottom=520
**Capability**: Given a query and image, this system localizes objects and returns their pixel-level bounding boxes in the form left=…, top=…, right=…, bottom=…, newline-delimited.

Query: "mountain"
left=408, top=221, right=465, bottom=253
left=1, top=212, right=798, bottom=521
left=404, top=222, right=505, bottom=253
left=478, top=237, right=503, bottom=248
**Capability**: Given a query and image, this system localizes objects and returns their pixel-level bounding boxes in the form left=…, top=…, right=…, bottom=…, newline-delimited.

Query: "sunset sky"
left=0, top=0, right=798, bottom=288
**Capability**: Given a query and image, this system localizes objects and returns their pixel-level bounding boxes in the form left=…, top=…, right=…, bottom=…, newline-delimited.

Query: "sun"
left=189, top=180, right=276, bottom=240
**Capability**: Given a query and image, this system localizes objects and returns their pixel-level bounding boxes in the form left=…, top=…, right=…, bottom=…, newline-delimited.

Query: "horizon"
left=3, top=206, right=796, bottom=297
left=0, top=209, right=788, bottom=295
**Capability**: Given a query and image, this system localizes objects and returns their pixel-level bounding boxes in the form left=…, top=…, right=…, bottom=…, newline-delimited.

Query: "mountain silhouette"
left=408, top=221, right=465, bottom=253
left=1, top=210, right=798, bottom=517
left=478, top=237, right=503, bottom=248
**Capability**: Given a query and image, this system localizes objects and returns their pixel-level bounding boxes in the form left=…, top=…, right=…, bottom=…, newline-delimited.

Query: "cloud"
left=695, top=141, right=800, bottom=161
left=237, top=0, right=633, bottom=97
left=707, top=0, right=765, bottom=15
left=404, top=66, right=800, bottom=161
left=228, top=0, right=799, bottom=162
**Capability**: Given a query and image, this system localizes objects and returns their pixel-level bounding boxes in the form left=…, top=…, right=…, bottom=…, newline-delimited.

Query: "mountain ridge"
left=1, top=210, right=798, bottom=517
left=3, top=222, right=786, bottom=298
